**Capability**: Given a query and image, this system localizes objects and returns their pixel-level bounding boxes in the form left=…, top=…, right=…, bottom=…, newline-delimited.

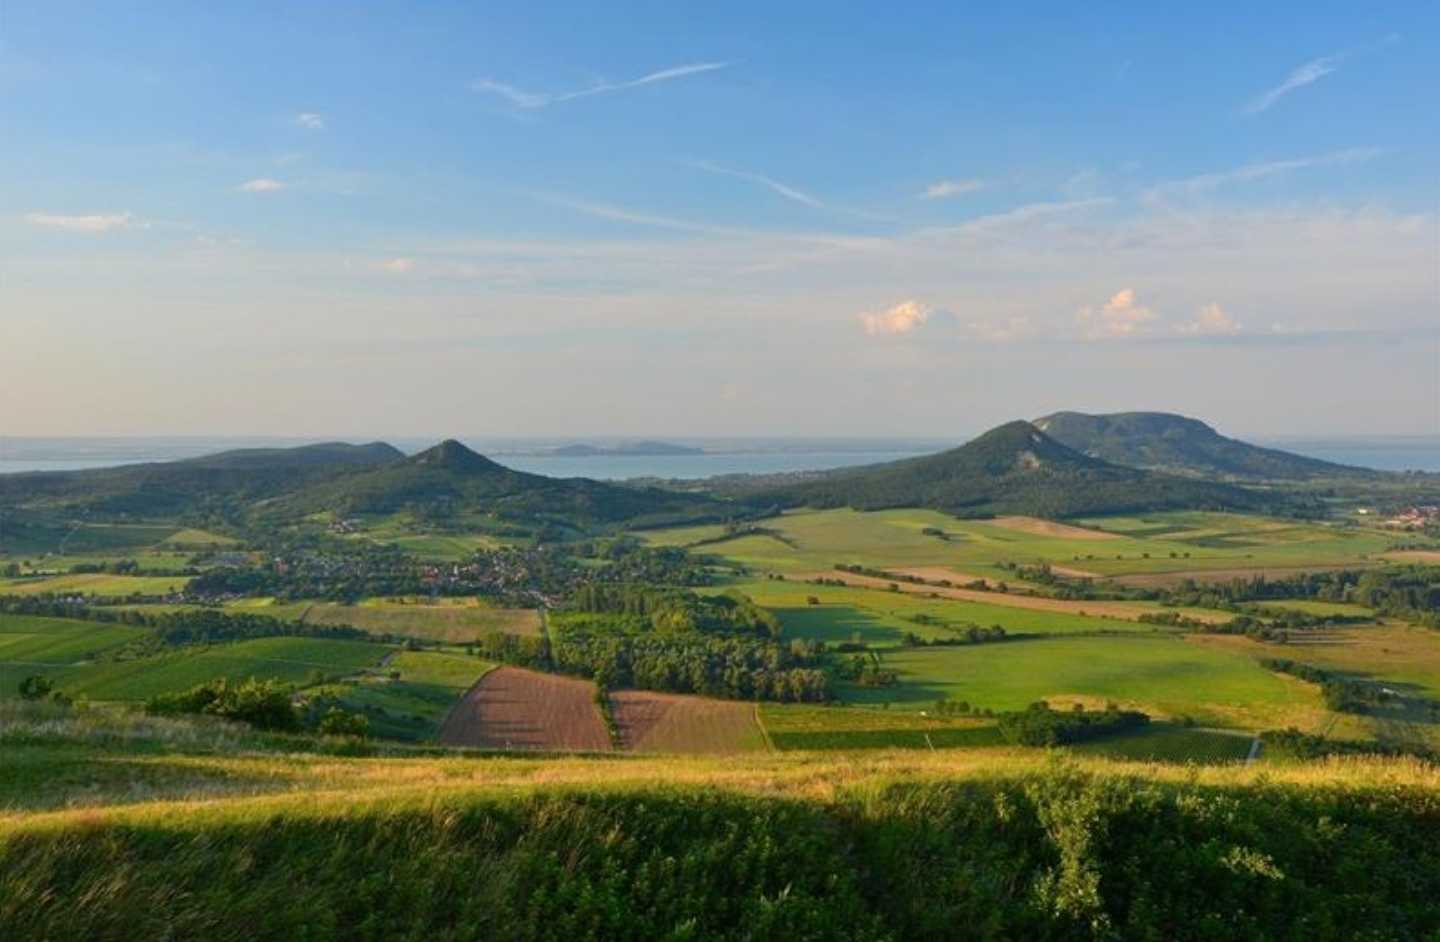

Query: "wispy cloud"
left=693, top=161, right=825, bottom=209
left=239, top=178, right=287, bottom=193
left=1244, top=53, right=1346, bottom=114
left=295, top=112, right=325, bottom=130
left=376, top=257, right=415, bottom=274
left=472, top=61, right=730, bottom=109
left=539, top=195, right=733, bottom=234
left=922, top=179, right=984, bottom=200
left=1244, top=36, right=1398, bottom=114
left=23, top=212, right=136, bottom=233
left=920, top=198, right=1112, bottom=238
left=1145, top=148, right=1379, bottom=202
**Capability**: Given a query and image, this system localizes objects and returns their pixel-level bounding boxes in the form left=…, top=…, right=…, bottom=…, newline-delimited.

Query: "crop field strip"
left=794, top=569, right=1234, bottom=624
left=41, top=637, right=391, bottom=702
left=641, top=508, right=1398, bottom=585
left=439, top=666, right=612, bottom=751
left=0, top=573, right=193, bottom=596
left=296, top=599, right=543, bottom=642
left=608, top=690, right=766, bottom=753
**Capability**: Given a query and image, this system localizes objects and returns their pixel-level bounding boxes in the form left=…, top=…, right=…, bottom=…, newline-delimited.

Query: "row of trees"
left=1260, top=658, right=1394, bottom=714
left=1147, top=567, right=1440, bottom=627
left=997, top=702, right=1150, bottom=746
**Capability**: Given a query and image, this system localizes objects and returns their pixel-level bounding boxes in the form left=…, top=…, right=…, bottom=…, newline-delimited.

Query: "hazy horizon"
left=3, top=5, right=1438, bottom=438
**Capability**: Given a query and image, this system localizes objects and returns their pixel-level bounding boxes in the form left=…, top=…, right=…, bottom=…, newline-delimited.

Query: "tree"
left=318, top=707, right=370, bottom=738
left=18, top=675, right=53, bottom=701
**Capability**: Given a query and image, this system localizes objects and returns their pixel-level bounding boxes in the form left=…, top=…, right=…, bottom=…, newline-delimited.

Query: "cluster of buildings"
left=1370, top=506, right=1440, bottom=529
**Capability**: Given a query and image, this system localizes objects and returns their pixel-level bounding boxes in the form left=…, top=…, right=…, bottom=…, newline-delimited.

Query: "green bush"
left=316, top=707, right=369, bottom=739
left=145, top=678, right=299, bottom=732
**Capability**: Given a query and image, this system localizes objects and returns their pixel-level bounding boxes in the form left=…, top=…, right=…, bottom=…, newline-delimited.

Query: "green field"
left=1069, top=723, right=1255, bottom=762
left=317, top=649, right=493, bottom=740
left=726, top=578, right=1166, bottom=647
left=1196, top=625, right=1440, bottom=703
left=0, top=573, right=192, bottom=597
left=0, top=521, right=183, bottom=556
left=52, top=637, right=391, bottom=702
left=641, top=508, right=1397, bottom=583
left=0, top=615, right=149, bottom=697
left=159, top=528, right=238, bottom=547
left=3, top=552, right=198, bottom=575
left=758, top=702, right=1004, bottom=750
left=835, top=634, right=1320, bottom=730
left=301, top=599, right=543, bottom=642
left=1261, top=598, right=1378, bottom=617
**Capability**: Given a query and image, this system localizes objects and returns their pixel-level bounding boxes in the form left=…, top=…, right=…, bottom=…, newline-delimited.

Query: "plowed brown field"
left=610, top=691, right=766, bottom=753
left=439, top=667, right=610, bottom=751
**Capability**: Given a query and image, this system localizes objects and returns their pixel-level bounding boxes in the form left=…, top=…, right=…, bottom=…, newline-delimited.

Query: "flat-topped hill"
left=1034, top=411, right=1378, bottom=480
left=758, top=420, right=1265, bottom=518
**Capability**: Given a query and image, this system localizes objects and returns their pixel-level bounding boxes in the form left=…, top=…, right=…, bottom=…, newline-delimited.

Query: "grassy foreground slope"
left=3, top=737, right=1439, bottom=940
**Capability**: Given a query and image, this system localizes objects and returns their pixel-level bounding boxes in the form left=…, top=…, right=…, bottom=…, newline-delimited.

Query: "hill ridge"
left=757, top=419, right=1266, bottom=518
left=1033, top=410, right=1376, bottom=480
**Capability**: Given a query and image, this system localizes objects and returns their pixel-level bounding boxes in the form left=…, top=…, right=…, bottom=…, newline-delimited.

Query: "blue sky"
left=2, top=3, right=1437, bottom=437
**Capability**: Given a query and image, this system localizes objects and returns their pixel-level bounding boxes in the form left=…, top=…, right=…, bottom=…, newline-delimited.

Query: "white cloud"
left=923, top=179, right=984, bottom=200
left=472, top=61, right=730, bottom=109
left=295, top=112, right=325, bottom=130
left=1244, top=53, right=1345, bottom=114
left=377, top=257, right=416, bottom=274
left=860, top=300, right=934, bottom=336
left=23, top=212, right=134, bottom=233
left=1076, top=288, right=1158, bottom=339
left=239, top=178, right=287, bottom=193
left=1179, top=302, right=1241, bottom=336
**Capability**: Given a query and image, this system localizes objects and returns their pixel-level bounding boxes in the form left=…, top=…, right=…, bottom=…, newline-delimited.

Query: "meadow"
left=315, top=649, right=494, bottom=741
left=0, top=615, right=148, bottom=696
left=49, top=637, right=390, bottom=702
left=836, top=634, right=1323, bottom=729
left=723, top=578, right=1157, bottom=648
left=0, top=573, right=193, bottom=596
left=3, top=713, right=1439, bottom=940
left=757, top=702, right=1004, bottom=750
left=302, top=598, right=543, bottom=641
left=641, top=508, right=1399, bottom=583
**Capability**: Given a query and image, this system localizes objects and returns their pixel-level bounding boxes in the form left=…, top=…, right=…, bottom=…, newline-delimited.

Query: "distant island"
left=545, top=441, right=704, bottom=458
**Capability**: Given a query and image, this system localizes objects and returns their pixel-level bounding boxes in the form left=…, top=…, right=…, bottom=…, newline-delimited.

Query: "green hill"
left=757, top=420, right=1266, bottom=518
left=270, top=439, right=730, bottom=531
left=1034, top=411, right=1376, bottom=481
left=0, top=441, right=405, bottom=516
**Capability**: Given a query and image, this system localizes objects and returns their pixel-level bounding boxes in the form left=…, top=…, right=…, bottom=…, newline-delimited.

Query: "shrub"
left=146, top=678, right=300, bottom=732
left=316, top=707, right=369, bottom=738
